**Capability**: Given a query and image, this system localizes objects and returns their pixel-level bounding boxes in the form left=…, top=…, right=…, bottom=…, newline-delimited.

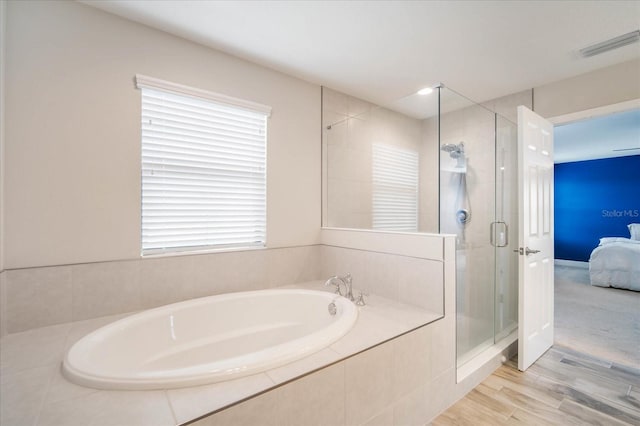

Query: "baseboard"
left=554, top=259, right=589, bottom=269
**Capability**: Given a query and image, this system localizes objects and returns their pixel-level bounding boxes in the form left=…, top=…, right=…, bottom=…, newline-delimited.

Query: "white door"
left=517, top=105, right=554, bottom=371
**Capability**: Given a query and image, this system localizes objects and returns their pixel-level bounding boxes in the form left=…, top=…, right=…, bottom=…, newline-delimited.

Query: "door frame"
left=530, top=97, right=640, bottom=359
left=548, top=99, right=640, bottom=126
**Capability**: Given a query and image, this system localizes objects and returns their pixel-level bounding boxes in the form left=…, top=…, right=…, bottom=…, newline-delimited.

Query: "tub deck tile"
left=1, top=281, right=442, bottom=426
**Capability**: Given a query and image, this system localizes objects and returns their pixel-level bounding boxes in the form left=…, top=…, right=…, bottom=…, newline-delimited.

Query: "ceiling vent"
left=579, top=30, right=640, bottom=57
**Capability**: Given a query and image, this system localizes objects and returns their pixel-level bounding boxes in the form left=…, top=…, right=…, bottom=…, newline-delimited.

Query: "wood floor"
left=433, top=345, right=640, bottom=425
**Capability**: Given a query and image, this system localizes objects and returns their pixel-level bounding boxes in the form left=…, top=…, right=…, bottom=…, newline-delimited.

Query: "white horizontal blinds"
left=372, top=143, right=419, bottom=232
left=140, top=84, right=267, bottom=254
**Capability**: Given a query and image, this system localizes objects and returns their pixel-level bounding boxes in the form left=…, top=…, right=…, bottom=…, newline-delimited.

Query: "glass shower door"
left=439, top=88, right=498, bottom=366
left=495, top=115, right=518, bottom=342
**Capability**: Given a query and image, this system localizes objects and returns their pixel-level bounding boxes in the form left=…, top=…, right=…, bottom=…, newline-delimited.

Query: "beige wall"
left=4, top=1, right=320, bottom=269
left=534, top=58, right=640, bottom=118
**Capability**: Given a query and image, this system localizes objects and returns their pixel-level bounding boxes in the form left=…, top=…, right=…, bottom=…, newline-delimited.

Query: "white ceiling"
left=82, top=0, right=640, bottom=108
left=81, top=1, right=640, bottom=163
left=555, top=108, right=640, bottom=163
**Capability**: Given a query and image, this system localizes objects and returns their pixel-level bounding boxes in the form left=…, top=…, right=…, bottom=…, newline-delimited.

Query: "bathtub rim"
left=62, top=288, right=358, bottom=390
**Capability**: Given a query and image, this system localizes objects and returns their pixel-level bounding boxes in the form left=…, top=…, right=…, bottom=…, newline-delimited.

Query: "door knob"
left=515, top=247, right=541, bottom=255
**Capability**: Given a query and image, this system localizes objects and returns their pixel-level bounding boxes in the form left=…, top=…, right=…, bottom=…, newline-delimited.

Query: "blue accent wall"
left=555, top=155, right=640, bottom=262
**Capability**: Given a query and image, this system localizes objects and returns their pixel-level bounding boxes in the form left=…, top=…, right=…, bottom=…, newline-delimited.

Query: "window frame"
left=136, top=75, right=271, bottom=256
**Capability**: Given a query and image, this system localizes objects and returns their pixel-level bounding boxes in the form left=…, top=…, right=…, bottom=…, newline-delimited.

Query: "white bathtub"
left=62, top=289, right=357, bottom=390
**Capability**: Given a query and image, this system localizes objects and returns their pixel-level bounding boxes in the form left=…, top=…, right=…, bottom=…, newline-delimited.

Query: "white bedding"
left=589, top=238, right=640, bottom=291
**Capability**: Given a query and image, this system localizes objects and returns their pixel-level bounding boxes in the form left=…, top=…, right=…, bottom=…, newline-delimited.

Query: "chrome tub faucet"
left=324, top=273, right=354, bottom=302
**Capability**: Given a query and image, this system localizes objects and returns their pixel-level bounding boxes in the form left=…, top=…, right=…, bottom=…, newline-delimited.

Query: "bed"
left=589, top=234, right=640, bottom=291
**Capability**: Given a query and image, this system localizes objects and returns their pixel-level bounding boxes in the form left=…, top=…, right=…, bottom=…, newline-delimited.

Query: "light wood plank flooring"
left=433, top=345, right=640, bottom=425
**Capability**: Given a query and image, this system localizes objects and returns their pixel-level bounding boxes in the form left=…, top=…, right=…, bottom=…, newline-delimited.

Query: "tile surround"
left=345, top=342, right=395, bottom=425
left=322, top=245, right=444, bottom=316
left=0, top=281, right=444, bottom=426
left=1, top=246, right=323, bottom=334
left=5, top=266, right=73, bottom=332
left=2, top=243, right=441, bottom=334
left=72, top=260, right=142, bottom=321
left=37, top=388, right=176, bottom=426
left=0, top=231, right=511, bottom=426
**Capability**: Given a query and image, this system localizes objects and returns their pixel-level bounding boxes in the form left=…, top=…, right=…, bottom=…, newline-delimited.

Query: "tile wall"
left=322, top=87, right=438, bottom=232
left=0, top=231, right=516, bottom=425
left=0, top=241, right=445, bottom=335
left=321, top=245, right=443, bottom=315
left=0, top=246, right=321, bottom=335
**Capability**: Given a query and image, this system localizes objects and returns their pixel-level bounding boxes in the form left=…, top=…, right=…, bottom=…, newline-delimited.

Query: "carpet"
left=554, top=264, right=640, bottom=368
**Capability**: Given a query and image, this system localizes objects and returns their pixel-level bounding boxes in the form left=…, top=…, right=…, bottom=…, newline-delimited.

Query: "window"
left=136, top=75, right=269, bottom=254
left=372, top=143, right=419, bottom=232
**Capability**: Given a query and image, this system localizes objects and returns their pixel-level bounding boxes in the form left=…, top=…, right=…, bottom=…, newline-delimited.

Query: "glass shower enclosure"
left=321, top=84, right=519, bottom=370
left=438, top=87, right=519, bottom=368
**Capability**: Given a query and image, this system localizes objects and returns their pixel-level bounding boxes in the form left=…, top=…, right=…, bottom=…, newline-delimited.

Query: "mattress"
left=589, top=238, right=640, bottom=291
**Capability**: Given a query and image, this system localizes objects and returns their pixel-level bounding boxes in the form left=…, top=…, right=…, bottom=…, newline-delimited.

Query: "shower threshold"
left=456, top=328, right=518, bottom=383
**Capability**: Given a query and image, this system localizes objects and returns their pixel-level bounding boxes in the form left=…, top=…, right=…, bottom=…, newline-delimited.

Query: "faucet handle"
left=342, top=273, right=352, bottom=284
left=355, top=292, right=368, bottom=306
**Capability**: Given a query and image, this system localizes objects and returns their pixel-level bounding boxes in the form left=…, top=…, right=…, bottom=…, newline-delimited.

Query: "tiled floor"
left=433, top=346, right=640, bottom=425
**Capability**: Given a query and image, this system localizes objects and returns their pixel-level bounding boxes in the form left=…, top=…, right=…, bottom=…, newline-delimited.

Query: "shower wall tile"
left=323, top=87, right=428, bottom=232
left=5, top=265, right=73, bottom=333
left=322, top=86, right=348, bottom=127
left=419, top=116, right=440, bottom=233
left=71, top=260, right=142, bottom=321
left=482, top=89, right=533, bottom=123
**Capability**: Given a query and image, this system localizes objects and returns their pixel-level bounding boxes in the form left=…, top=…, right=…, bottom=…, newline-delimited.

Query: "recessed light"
left=417, top=87, right=433, bottom=95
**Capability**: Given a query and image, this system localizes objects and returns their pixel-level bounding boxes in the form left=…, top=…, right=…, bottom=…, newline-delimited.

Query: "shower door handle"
left=490, top=222, right=508, bottom=247
left=514, top=247, right=541, bottom=255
